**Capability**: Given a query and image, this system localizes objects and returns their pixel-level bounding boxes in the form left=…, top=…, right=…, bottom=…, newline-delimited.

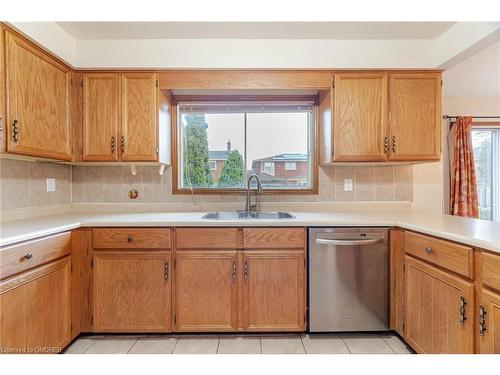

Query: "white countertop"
left=1, top=210, right=499, bottom=254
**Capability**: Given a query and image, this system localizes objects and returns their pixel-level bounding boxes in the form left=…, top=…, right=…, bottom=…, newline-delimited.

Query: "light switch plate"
left=344, top=178, right=353, bottom=192
left=46, top=178, right=56, bottom=192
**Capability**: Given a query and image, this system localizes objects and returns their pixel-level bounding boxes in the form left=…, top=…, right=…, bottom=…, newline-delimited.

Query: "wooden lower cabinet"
left=92, top=251, right=171, bottom=332
left=479, top=289, right=500, bottom=353
left=405, top=256, right=474, bottom=353
left=242, top=250, right=305, bottom=331
left=174, top=251, right=238, bottom=332
left=0, top=257, right=71, bottom=354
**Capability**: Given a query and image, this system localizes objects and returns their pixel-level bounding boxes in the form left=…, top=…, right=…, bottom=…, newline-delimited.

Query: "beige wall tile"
left=72, top=183, right=84, bottom=203
left=394, top=165, right=413, bottom=201
left=83, top=166, right=103, bottom=184
left=53, top=183, right=71, bottom=204
left=102, top=184, right=124, bottom=203
left=102, top=166, right=125, bottom=185
left=355, top=166, right=375, bottom=201
left=28, top=179, right=52, bottom=206
left=84, top=184, right=103, bottom=203
left=1, top=181, right=29, bottom=209
left=72, top=166, right=85, bottom=184
left=0, top=159, right=29, bottom=180
left=142, top=184, right=161, bottom=203
left=374, top=166, right=395, bottom=201
left=124, top=167, right=143, bottom=185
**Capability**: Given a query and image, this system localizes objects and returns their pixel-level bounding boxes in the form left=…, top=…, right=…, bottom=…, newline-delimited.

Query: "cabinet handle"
left=391, top=136, right=396, bottom=153
left=121, top=136, right=125, bottom=153
left=12, top=120, right=19, bottom=143
left=244, top=261, right=249, bottom=281
left=425, top=247, right=433, bottom=255
left=479, top=305, right=487, bottom=336
left=459, top=296, right=467, bottom=325
left=24, top=253, right=33, bottom=260
left=231, top=261, right=237, bottom=281
left=384, top=137, right=389, bottom=154
left=111, top=136, right=115, bottom=153
left=164, top=261, right=169, bottom=282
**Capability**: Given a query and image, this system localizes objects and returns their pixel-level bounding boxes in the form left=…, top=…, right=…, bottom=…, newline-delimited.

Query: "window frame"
left=171, top=95, right=319, bottom=195
left=284, top=161, right=297, bottom=171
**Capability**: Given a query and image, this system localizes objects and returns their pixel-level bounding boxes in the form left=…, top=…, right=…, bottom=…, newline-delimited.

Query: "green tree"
left=182, top=114, right=213, bottom=187
left=218, top=150, right=245, bottom=188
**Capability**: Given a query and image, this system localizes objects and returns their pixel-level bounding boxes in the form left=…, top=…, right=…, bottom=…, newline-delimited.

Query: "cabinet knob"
left=425, top=247, right=433, bottom=254
left=127, top=235, right=133, bottom=243
left=24, top=253, right=33, bottom=260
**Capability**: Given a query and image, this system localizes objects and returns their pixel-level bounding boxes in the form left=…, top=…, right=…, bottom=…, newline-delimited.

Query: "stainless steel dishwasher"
left=308, top=227, right=389, bottom=332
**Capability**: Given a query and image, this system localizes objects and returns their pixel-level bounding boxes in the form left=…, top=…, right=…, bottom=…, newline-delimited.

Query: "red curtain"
left=450, top=116, right=479, bottom=218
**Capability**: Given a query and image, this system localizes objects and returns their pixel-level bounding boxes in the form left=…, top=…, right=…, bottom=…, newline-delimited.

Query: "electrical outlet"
left=46, top=178, right=56, bottom=192
left=344, top=178, right=353, bottom=192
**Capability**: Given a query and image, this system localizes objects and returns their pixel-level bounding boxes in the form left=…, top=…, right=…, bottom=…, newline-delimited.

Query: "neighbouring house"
left=208, top=140, right=232, bottom=181
left=251, top=153, right=309, bottom=187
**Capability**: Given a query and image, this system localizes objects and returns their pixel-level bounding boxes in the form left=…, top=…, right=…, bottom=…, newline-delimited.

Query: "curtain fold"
left=449, top=116, right=479, bottom=218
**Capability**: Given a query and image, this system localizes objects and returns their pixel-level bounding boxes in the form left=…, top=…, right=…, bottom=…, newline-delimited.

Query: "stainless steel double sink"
left=201, top=211, right=295, bottom=220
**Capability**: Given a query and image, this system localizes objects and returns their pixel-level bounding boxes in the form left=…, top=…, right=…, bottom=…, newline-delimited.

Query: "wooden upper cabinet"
left=82, top=73, right=120, bottom=161
left=333, top=73, right=388, bottom=161
left=93, top=251, right=172, bottom=332
left=175, top=250, right=238, bottom=332
left=0, top=257, right=71, bottom=353
left=479, top=289, right=500, bottom=354
left=121, top=73, right=158, bottom=161
left=388, top=73, right=442, bottom=161
left=5, top=32, right=72, bottom=160
left=242, top=250, right=305, bottom=331
left=405, top=256, right=474, bottom=354
left=0, top=26, right=5, bottom=153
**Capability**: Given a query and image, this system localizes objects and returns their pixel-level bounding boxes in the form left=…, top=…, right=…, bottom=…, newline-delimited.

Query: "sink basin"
left=201, top=211, right=295, bottom=220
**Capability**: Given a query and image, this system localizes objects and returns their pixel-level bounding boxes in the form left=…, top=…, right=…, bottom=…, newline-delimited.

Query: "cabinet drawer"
left=0, top=232, right=71, bottom=280
left=243, top=228, right=305, bottom=249
left=482, top=251, right=500, bottom=292
left=404, top=231, right=473, bottom=278
left=93, top=228, right=171, bottom=249
left=176, top=228, right=238, bottom=249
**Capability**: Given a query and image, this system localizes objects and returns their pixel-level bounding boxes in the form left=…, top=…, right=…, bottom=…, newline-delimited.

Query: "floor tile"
left=261, top=337, right=305, bottom=354
left=173, top=338, right=219, bottom=354
left=128, top=338, right=178, bottom=354
left=217, top=337, right=261, bottom=354
left=84, top=339, right=137, bottom=354
left=64, top=339, right=94, bottom=354
left=340, top=333, right=394, bottom=354
left=380, top=334, right=413, bottom=354
left=301, top=334, right=349, bottom=354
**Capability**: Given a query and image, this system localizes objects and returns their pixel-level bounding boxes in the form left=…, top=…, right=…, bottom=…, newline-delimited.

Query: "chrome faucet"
left=245, top=174, right=263, bottom=212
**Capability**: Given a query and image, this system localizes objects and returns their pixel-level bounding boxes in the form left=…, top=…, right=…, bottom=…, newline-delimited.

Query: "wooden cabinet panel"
left=405, top=256, right=474, bottom=354
left=243, top=228, right=304, bottom=249
left=479, top=289, right=500, bottom=353
left=0, top=231, right=71, bottom=280
left=175, top=251, right=238, bottom=332
left=5, top=32, right=71, bottom=160
left=482, top=251, right=500, bottom=292
left=121, top=73, right=158, bottom=161
left=82, top=73, right=120, bottom=161
left=405, top=231, right=473, bottom=278
left=0, top=257, right=71, bottom=353
left=390, top=228, right=405, bottom=335
left=388, top=73, right=441, bottom=161
left=242, top=250, right=305, bottom=331
left=93, top=251, right=171, bottom=332
left=333, top=73, right=388, bottom=161
left=0, top=26, right=5, bottom=152
left=92, top=228, right=171, bottom=249
left=176, top=228, right=239, bottom=249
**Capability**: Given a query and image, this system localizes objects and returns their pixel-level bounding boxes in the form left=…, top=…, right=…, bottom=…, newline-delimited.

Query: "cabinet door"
left=333, top=73, right=388, bottom=161
left=0, top=26, right=5, bottom=152
left=121, top=73, right=158, bottom=161
left=388, top=73, right=441, bottom=161
left=175, top=250, right=238, bottom=332
left=0, top=257, right=71, bottom=353
left=405, top=256, right=474, bottom=353
left=82, top=73, right=119, bottom=161
left=242, top=250, right=305, bottom=331
left=93, top=251, right=171, bottom=332
left=479, top=290, right=500, bottom=354
left=5, top=32, right=71, bottom=160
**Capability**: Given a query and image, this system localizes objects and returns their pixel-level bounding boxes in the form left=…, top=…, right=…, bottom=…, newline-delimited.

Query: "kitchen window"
left=173, top=96, right=317, bottom=193
left=472, top=127, right=500, bottom=221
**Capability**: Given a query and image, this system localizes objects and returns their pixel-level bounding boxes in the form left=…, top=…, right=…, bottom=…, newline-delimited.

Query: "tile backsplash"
left=0, top=160, right=413, bottom=211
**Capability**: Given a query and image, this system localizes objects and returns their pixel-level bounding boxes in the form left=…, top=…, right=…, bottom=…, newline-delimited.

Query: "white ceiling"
left=56, top=22, right=455, bottom=40
left=443, top=40, right=500, bottom=97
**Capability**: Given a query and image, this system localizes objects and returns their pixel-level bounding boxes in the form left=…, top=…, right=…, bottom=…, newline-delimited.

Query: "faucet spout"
left=245, top=174, right=263, bottom=212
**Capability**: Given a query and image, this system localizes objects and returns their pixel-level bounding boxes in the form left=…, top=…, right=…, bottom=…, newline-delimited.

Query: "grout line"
left=171, top=337, right=180, bottom=354
left=380, top=335, right=397, bottom=354
left=259, top=337, right=263, bottom=354
left=82, top=340, right=96, bottom=354
left=299, top=335, right=308, bottom=354
left=339, top=334, right=352, bottom=354
left=126, top=339, right=138, bottom=354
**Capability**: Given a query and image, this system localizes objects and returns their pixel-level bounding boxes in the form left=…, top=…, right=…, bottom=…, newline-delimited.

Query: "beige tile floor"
left=63, top=333, right=414, bottom=354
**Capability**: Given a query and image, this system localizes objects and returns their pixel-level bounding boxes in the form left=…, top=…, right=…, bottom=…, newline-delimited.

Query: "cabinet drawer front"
left=243, top=228, right=305, bottom=249
left=93, top=228, right=171, bottom=249
left=176, top=228, right=238, bottom=249
left=404, top=231, right=473, bottom=278
left=482, top=251, right=500, bottom=292
left=0, top=232, right=71, bottom=280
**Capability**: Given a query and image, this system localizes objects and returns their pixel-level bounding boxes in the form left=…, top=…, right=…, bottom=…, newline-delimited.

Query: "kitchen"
left=1, top=2, right=500, bottom=372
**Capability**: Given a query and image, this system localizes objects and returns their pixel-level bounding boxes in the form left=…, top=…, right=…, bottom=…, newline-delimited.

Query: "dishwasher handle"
left=315, top=237, right=383, bottom=246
